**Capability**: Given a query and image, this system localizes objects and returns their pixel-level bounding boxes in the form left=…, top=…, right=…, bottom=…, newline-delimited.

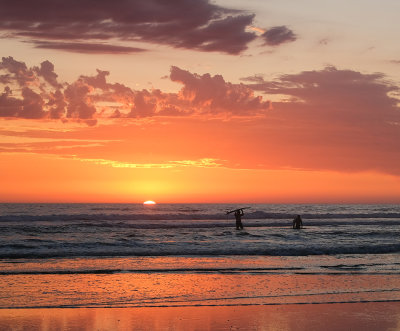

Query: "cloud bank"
left=0, top=57, right=270, bottom=124
left=0, top=0, right=294, bottom=54
left=240, top=66, right=400, bottom=175
left=1, top=61, right=400, bottom=176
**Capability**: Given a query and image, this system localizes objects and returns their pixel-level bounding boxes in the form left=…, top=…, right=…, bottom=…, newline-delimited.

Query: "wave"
left=1, top=243, right=400, bottom=259
left=1, top=266, right=400, bottom=276
left=0, top=266, right=307, bottom=276
left=1, top=212, right=400, bottom=224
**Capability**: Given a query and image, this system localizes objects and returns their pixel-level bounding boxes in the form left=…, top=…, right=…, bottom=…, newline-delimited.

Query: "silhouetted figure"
left=293, top=215, right=303, bottom=229
left=235, top=209, right=244, bottom=230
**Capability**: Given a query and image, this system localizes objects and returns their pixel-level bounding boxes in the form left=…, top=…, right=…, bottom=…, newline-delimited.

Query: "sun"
left=143, top=200, right=156, bottom=205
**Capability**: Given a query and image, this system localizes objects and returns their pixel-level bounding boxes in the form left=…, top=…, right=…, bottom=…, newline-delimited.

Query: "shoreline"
left=1, top=302, right=399, bottom=330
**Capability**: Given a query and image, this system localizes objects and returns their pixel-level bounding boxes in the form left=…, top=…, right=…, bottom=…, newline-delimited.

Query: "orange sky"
left=1, top=0, right=400, bottom=203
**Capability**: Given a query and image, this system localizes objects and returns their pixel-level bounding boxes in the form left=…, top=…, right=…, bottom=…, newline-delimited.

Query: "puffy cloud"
left=0, top=86, right=21, bottom=117
left=0, top=56, right=35, bottom=87
left=0, top=0, right=275, bottom=55
left=20, top=87, right=46, bottom=119
left=128, top=90, right=157, bottom=118
left=170, top=66, right=270, bottom=114
left=0, top=86, right=45, bottom=119
left=47, top=90, right=66, bottom=119
left=64, top=81, right=97, bottom=121
left=0, top=57, right=271, bottom=123
left=34, top=60, right=60, bottom=88
left=262, top=26, right=296, bottom=46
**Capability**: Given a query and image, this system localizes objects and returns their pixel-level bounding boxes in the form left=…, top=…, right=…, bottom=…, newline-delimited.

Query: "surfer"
left=292, top=215, right=303, bottom=229
left=226, top=207, right=249, bottom=230
left=234, top=209, right=244, bottom=230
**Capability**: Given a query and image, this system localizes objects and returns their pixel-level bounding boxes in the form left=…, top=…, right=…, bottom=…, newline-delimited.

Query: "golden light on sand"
left=143, top=200, right=156, bottom=205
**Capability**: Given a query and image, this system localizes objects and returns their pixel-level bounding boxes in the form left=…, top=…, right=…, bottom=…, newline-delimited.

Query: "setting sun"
left=143, top=200, right=156, bottom=205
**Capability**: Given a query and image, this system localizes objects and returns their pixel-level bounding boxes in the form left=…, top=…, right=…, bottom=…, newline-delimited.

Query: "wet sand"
left=0, top=302, right=399, bottom=331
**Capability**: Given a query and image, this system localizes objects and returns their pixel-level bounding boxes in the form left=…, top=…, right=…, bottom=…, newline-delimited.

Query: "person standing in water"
left=235, top=209, right=244, bottom=230
left=293, top=214, right=303, bottom=229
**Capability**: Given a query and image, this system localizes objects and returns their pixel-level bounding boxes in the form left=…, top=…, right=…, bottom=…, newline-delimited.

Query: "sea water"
left=0, top=203, right=399, bottom=308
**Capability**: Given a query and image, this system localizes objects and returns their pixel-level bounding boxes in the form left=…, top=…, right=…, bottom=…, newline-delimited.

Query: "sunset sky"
left=1, top=0, right=399, bottom=203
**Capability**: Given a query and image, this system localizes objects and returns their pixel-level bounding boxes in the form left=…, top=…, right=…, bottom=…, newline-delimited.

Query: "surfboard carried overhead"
left=226, top=207, right=251, bottom=214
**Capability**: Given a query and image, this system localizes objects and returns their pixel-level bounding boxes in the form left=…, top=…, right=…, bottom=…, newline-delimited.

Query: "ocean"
left=0, top=203, right=399, bottom=308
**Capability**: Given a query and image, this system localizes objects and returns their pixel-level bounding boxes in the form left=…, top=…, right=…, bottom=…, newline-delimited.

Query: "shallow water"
left=0, top=203, right=399, bottom=308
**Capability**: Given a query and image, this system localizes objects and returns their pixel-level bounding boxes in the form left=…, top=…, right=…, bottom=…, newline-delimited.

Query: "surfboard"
left=226, top=207, right=251, bottom=214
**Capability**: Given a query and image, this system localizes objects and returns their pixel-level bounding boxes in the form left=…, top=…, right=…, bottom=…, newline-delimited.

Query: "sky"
left=1, top=0, right=400, bottom=203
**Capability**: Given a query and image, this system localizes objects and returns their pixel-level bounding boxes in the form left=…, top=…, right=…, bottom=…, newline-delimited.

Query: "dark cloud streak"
left=0, top=0, right=263, bottom=55
left=32, top=41, right=146, bottom=54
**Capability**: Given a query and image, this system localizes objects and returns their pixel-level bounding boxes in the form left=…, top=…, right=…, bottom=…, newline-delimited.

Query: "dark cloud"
left=0, top=56, right=35, bottom=86
left=34, top=60, right=60, bottom=87
left=47, top=90, right=66, bottom=119
left=20, top=87, right=46, bottom=119
left=0, top=86, right=21, bottom=117
left=0, top=86, right=45, bottom=119
left=128, top=90, right=157, bottom=118
left=64, top=81, right=97, bottom=120
left=262, top=26, right=296, bottom=46
left=32, top=41, right=146, bottom=54
left=170, top=66, right=270, bottom=114
left=0, top=0, right=263, bottom=55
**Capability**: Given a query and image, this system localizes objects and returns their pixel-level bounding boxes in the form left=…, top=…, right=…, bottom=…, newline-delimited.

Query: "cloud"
left=31, top=41, right=146, bottom=54
left=0, top=86, right=21, bottom=117
left=0, top=86, right=45, bottom=119
left=262, top=26, right=297, bottom=46
left=0, top=0, right=277, bottom=55
left=0, top=57, right=271, bottom=123
left=0, top=56, right=35, bottom=87
left=246, top=66, right=399, bottom=127
left=2, top=61, right=399, bottom=177
left=64, top=81, right=97, bottom=122
left=34, top=60, right=60, bottom=88
left=73, top=157, right=224, bottom=169
left=170, top=66, right=270, bottom=115
left=241, top=66, right=400, bottom=174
